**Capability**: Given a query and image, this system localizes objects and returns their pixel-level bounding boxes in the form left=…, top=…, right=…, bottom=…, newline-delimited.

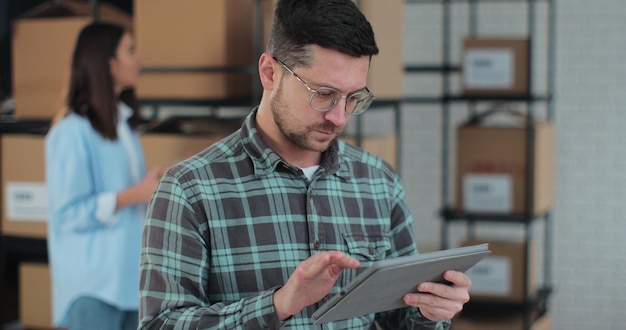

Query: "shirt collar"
left=240, top=107, right=351, bottom=180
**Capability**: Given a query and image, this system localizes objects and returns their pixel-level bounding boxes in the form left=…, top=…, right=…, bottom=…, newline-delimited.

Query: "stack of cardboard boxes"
left=449, top=38, right=555, bottom=330
left=134, top=0, right=255, bottom=100
left=7, top=2, right=132, bottom=326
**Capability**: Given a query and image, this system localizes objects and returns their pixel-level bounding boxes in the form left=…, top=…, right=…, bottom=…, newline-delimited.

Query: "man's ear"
left=258, top=53, right=279, bottom=91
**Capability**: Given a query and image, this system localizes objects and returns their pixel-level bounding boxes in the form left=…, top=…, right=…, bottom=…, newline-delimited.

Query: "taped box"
left=1, top=135, right=48, bottom=238
left=134, top=0, right=255, bottom=99
left=462, top=38, right=530, bottom=96
left=462, top=240, right=537, bottom=303
left=12, top=0, right=131, bottom=119
left=455, top=120, right=554, bottom=214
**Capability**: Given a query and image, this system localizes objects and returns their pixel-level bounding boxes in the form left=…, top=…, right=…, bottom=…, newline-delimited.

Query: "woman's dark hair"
left=67, top=22, right=140, bottom=140
left=267, top=0, right=379, bottom=68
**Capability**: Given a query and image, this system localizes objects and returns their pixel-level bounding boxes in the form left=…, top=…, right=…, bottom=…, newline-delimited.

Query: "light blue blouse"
left=45, top=103, right=147, bottom=326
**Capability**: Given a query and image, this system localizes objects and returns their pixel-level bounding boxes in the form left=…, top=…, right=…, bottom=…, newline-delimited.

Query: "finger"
left=297, top=252, right=332, bottom=277
left=298, top=252, right=359, bottom=278
left=404, top=292, right=464, bottom=320
left=326, top=251, right=360, bottom=269
left=417, top=281, right=470, bottom=304
left=443, top=270, right=472, bottom=288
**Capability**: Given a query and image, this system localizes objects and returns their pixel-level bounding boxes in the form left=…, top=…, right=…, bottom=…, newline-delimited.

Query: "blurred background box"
left=455, top=120, right=554, bottom=214
left=462, top=38, right=530, bottom=96
left=342, top=135, right=397, bottom=170
left=19, top=262, right=54, bottom=329
left=134, top=0, right=255, bottom=99
left=11, top=0, right=131, bottom=119
left=462, top=240, right=537, bottom=303
left=1, top=134, right=47, bottom=239
left=140, top=116, right=242, bottom=169
left=358, top=0, right=404, bottom=99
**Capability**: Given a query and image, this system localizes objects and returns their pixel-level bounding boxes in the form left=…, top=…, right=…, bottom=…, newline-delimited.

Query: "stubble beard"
left=271, top=84, right=343, bottom=153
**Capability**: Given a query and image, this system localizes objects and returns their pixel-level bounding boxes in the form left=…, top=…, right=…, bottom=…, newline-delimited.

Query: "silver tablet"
left=312, top=243, right=490, bottom=324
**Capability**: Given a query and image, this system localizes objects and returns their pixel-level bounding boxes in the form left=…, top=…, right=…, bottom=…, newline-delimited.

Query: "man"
left=139, top=0, right=471, bottom=328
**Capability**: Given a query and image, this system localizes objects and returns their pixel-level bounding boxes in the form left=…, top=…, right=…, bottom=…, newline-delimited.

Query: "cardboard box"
left=140, top=133, right=233, bottom=171
left=141, top=116, right=241, bottom=169
left=1, top=135, right=48, bottom=238
left=262, top=0, right=404, bottom=99
left=261, top=0, right=277, bottom=54
left=342, top=135, right=397, bottom=170
left=19, top=262, right=54, bottom=329
left=462, top=38, right=530, bottom=96
left=455, top=121, right=554, bottom=214
left=11, top=0, right=132, bottom=119
left=463, top=240, right=536, bottom=303
left=134, top=0, right=255, bottom=99
left=359, top=0, right=404, bottom=99
left=452, top=311, right=551, bottom=330
left=0, top=130, right=237, bottom=239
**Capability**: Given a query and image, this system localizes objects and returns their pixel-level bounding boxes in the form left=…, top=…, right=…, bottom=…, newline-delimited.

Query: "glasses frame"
left=273, top=56, right=375, bottom=115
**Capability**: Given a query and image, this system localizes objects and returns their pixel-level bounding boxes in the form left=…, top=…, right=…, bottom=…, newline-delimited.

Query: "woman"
left=45, top=22, right=165, bottom=330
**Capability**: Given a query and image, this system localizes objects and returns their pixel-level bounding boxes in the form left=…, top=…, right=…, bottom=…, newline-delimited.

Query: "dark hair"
left=267, top=0, right=379, bottom=68
left=67, top=22, right=140, bottom=140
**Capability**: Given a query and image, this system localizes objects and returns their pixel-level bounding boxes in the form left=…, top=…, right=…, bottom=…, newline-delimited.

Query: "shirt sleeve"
left=46, top=123, right=118, bottom=233
left=139, top=172, right=283, bottom=329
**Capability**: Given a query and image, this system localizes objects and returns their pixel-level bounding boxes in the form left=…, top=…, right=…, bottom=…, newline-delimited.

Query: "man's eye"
left=317, top=91, right=336, bottom=98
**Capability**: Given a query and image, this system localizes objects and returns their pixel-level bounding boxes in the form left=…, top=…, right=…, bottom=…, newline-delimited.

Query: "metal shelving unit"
left=404, top=0, right=556, bottom=329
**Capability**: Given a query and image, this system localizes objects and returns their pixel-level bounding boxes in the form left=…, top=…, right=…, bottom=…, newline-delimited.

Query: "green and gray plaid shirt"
left=139, top=108, right=449, bottom=330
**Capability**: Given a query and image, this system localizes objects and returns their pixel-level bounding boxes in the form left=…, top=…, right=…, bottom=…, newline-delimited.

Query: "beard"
left=270, top=81, right=343, bottom=153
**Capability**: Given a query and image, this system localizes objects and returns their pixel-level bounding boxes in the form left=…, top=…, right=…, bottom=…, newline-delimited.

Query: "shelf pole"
left=440, top=0, right=452, bottom=250
left=90, top=0, right=99, bottom=21
left=394, top=102, right=403, bottom=175
left=467, top=1, right=478, bottom=120
left=252, top=0, right=264, bottom=103
left=524, top=4, right=538, bottom=330
left=544, top=0, right=556, bottom=293
left=547, top=0, right=556, bottom=122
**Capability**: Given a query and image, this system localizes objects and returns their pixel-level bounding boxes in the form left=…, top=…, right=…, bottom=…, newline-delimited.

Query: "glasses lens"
left=347, top=92, right=374, bottom=114
left=309, top=87, right=375, bottom=114
left=310, top=87, right=342, bottom=112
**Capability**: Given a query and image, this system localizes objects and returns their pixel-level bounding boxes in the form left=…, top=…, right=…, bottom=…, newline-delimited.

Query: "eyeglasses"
left=273, top=56, right=375, bottom=115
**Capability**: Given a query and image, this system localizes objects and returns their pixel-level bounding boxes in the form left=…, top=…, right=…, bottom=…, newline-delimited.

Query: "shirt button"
left=314, top=241, right=321, bottom=250
left=368, top=246, right=375, bottom=255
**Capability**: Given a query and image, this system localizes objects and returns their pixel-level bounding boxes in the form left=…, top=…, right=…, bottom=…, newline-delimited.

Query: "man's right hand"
left=273, top=251, right=360, bottom=320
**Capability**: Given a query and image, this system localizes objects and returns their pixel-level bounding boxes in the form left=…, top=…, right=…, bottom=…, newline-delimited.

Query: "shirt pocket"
left=343, top=233, right=391, bottom=261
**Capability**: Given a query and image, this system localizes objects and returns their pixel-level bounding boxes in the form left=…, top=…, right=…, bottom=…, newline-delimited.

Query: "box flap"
left=16, top=0, right=131, bottom=29
left=460, top=106, right=542, bottom=128
left=17, top=0, right=91, bottom=19
left=141, top=116, right=242, bottom=136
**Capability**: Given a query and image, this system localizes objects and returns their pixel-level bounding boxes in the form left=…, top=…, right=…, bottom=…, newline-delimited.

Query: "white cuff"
left=96, top=192, right=118, bottom=225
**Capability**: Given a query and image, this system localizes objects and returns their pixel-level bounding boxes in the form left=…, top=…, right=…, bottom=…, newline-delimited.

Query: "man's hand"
left=403, top=270, right=472, bottom=321
left=273, top=251, right=360, bottom=320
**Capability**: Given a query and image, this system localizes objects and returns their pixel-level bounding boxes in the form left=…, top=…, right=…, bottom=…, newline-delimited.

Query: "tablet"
left=312, top=243, right=490, bottom=324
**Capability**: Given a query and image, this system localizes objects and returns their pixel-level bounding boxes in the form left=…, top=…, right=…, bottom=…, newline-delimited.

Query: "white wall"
left=400, top=1, right=626, bottom=329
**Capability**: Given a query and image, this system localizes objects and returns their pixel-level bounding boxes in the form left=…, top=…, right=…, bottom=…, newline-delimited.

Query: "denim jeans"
left=67, top=296, right=138, bottom=330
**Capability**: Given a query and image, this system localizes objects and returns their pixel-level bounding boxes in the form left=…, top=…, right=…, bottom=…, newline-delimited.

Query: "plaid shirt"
left=139, top=108, right=450, bottom=330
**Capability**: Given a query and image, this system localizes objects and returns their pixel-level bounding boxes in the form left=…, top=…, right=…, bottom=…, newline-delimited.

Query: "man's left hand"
left=402, top=270, right=471, bottom=321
